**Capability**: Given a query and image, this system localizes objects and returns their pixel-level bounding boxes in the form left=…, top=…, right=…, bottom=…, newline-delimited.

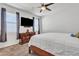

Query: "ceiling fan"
left=39, top=3, right=54, bottom=13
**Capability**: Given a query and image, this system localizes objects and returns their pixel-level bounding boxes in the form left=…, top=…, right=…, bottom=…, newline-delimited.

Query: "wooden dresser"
left=19, top=32, right=35, bottom=44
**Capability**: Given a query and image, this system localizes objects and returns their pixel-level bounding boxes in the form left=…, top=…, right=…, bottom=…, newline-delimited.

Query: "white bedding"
left=28, top=33, right=79, bottom=56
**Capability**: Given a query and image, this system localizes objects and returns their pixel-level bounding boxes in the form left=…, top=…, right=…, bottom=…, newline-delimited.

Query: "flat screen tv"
left=21, top=17, right=33, bottom=27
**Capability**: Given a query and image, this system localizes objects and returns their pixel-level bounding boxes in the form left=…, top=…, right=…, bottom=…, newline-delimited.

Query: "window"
left=6, top=12, right=17, bottom=33
left=6, top=12, right=17, bottom=40
left=34, top=17, right=39, bottom=34
left=0, top=8, right=20, bottom=42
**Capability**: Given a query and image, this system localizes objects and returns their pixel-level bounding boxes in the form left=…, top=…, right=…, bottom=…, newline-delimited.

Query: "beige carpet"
left=0, top=43, right=30, bottom=56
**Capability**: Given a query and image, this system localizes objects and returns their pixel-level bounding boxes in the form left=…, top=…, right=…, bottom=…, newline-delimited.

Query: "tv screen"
left=21, top=17, right=33, bottom=27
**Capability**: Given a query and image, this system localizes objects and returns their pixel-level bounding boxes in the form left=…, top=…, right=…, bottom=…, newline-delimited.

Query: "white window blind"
left=6, top=12, right=17, bottom=33
left=34, top=17, right=39, bottom=34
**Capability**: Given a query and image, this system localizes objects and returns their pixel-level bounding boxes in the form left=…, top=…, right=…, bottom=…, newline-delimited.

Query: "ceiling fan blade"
left=41, top=3, right=44, bottom=6
left=45, top=3, right=54, bottom=6
left=46, top=8, right=51, bottom=11
left=40, top=9, right=42, bottom=13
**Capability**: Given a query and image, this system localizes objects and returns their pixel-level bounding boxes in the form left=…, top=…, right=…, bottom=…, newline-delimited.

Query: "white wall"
left=0, top=3, right=38, bottom=48
left=42, top=4, right=79, bottom=33
left=20, top=26, right=33, bottom=33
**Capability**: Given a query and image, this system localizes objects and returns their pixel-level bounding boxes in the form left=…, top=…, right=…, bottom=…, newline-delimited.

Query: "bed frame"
left=29, top=45, right=55, bottom=56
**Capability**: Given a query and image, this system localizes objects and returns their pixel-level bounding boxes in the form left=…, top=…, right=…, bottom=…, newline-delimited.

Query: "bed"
left=28, top=33, right=79, bottom=56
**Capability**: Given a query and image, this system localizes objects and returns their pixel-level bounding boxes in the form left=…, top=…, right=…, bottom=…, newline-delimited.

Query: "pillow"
left=75, top=32, right=79, bottom=38
left=71, top=34, right=76, bottom=37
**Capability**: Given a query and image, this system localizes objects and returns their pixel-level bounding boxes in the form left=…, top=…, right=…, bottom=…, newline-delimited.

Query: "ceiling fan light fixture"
left=41, top=6, right=46, bottom=11
left=39, top=3, right=54, bottom=13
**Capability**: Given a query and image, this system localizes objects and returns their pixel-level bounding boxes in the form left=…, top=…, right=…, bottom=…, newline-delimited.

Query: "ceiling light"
left=41, top=6, right=46, bottom=11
